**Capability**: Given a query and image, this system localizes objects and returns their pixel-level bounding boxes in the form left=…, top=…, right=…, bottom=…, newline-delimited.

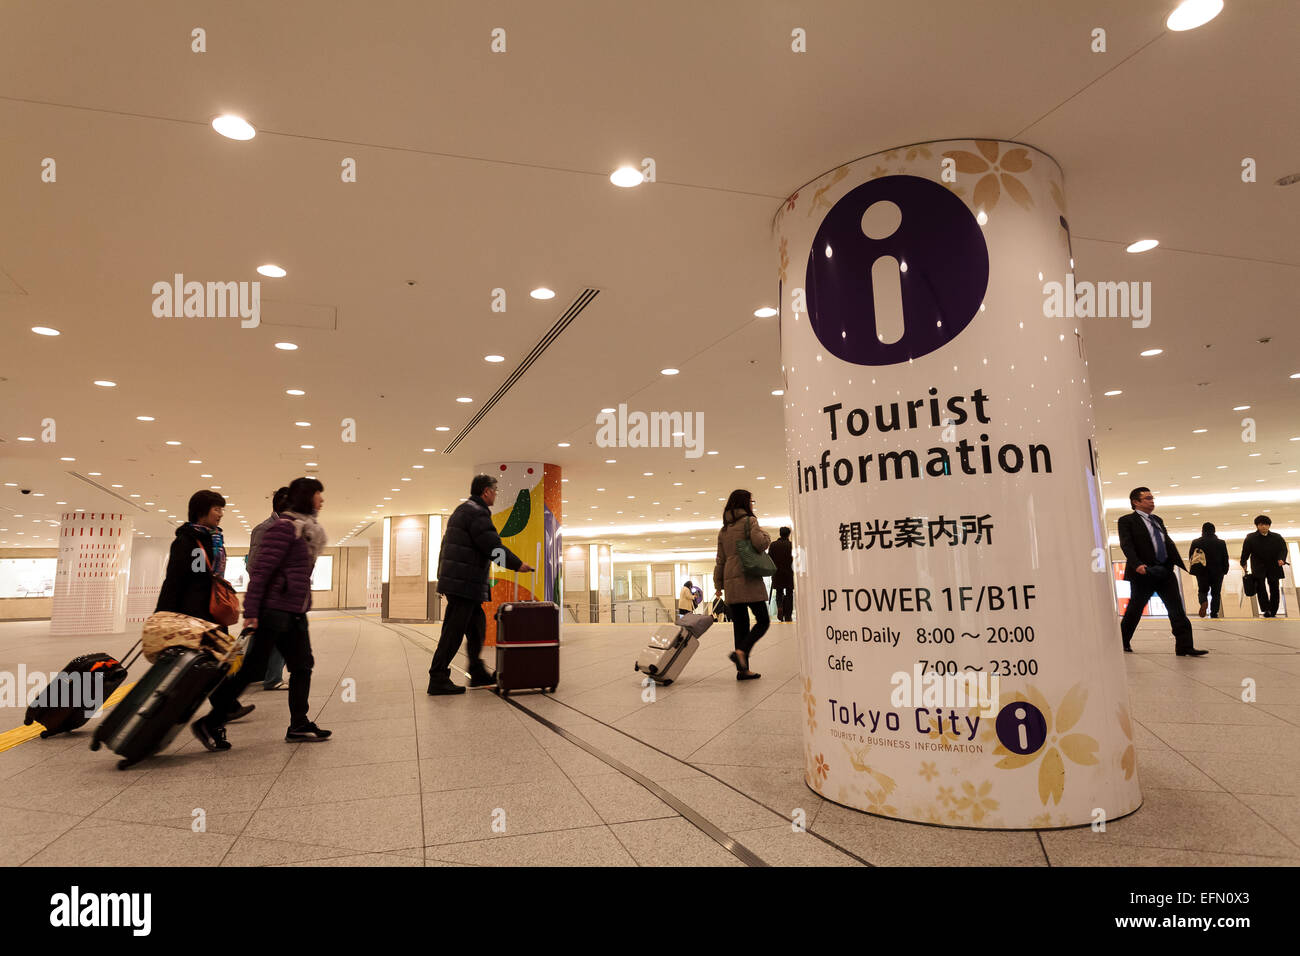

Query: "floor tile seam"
left=504, top=696, right=770, bottom=866
left=403, top=631, right=429, bottom=853
left=1198, top=624, right=1300, bottom=650
left=421, top=820, right=635, bottom=851
left=1216, top=791, right=1300, bottom=854
left=1032, top=832, right=1300, bottom=861
left=719, top=821, right=868, bottom=865
left=1133, top=656, right=1265, bottom=705
left=529, top=693, right=875, bottom=866
left=5, top=781, right=140, bottom=866
left=215, top=614, right=367, bottom=867
left=678, top=661, right=799, bottom=761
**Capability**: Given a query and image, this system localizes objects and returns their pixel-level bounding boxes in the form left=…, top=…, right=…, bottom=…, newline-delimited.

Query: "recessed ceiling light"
left=1290, top=373, right=1300, bottom=380
left=31, top=326, right=60, bottom=336
left=1137, top=460, right=1149, bottom=465
left=423, top=448, right=435, bottom=453
left=16, top=436, right=34, bottom=442
left=1103, top=389, right=1123, bottom=397
left=530, top=288, right=556, bottom=300
left=643, top=472, right=653, bottom=477
left=257, top=264, right=287, bottom=278
left=188, top=459, right=202, bottom=464
left=93, top=380, right=116, bottom=387
left=754, top=307, right=778, bottom=318
left=1233, top=405, right=1251, bottom=411
left=1126, top=239, right=1159, bottom=253
left=87, top=473, right=101, bottom=477
left=305, top=461, right=318, bottom=466
left=707, top=450, right=718, bottom=456
left=111, top=484, right=123, bottom=488
left=484, top=354, right=505, bottom=363
left=1166, top=0, right=1224, bottom=31
left=1139, top=349, right=1163, bottom=357
left=610, top=167, right=643, bottom=187
left=1192, top=428, right=1207, bottom=434
left=401, top=477, right=411, bottom=481
left=735, top=465, right=745, bottom=469
left=286, top=388, right=305, bottom=396
left=600, top=407, right=615, bottom=414
left=295, top=421, right=311, bottom=427
left=605, top=459, right=616, bottom=464
left=275, top=342, right=298, bottom=351
left=136, top=415, right=155, bottom=421
left=212, top=114, right=256, bottom=140
left=661, top=368, right=680, bottom=376
left=557, top=442, right=571, bottom=448
left=301, top=444, right=314, bottom=449
left=435, top=426, right=450, bottom=431
left=1163, top=446, right=1176, bottom=451
left=456, top=397, right=472, bottom=403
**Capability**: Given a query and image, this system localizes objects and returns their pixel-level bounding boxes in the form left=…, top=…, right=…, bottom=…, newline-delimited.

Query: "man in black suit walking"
left=1188, top=521, right=1230, bottom=618
left=1117, top=487, right=1207, bottom=656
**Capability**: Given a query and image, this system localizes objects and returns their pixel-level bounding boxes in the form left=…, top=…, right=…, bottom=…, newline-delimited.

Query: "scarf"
left=190, top=522, right=227, bottom=577
left=281, top=510, right=328, bottom=559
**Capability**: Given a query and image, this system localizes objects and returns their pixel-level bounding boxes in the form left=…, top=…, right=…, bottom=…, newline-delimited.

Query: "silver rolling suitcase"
left=635, top=612, right=712, bottom=684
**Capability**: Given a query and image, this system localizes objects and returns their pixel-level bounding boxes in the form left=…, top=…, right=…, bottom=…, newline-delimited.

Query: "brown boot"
left=1198, top=601, right=1207, bottom=618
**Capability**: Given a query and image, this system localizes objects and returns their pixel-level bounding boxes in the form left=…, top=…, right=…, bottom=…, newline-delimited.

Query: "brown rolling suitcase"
left=495, top=547, right=559, bottom=696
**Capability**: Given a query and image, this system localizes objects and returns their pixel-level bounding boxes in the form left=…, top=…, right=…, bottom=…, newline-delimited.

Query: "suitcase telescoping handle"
left=511, top=544, right=543, bottom=604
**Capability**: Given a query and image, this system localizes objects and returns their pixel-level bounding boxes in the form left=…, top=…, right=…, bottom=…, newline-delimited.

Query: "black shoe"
left=1123, top=645, right=1133, bottom=653
left=468, top=669, right=496, bottom=688
left=285, top=722, right=332, bottom=742
left=225, top=703, right=255, bottom=721
left=727, top=651, right=742, bottom=672
left=737, top=671, right=762, bottom=680
left=1176, top=648, right=1209, bottom=657
left=192, top=717, right=231, bottom=752
left=427, top=678, right=466, bottom=696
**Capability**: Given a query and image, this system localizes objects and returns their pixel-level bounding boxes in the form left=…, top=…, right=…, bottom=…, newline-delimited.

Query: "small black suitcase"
left=25, top=648, right=137, bottom=738
left=90, top=646, right=228, bottom=769
left=495, top=552, right=560, bottom=696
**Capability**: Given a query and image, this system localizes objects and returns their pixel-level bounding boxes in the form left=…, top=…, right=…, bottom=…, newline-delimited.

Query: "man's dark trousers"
left=1197, top=574, right=1225, bottom=618
left=209, top=609, right=314, bottom=727
left=774, top=586, right=793, bottom=622
left=428, top=596, right=487, bottom=679
left=1121, top=568, right=1194, bottom=652
left=1259, top=577, right=1281, bottom=616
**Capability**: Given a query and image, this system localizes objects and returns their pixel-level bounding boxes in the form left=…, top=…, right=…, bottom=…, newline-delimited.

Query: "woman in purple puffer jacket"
left=193, top=477, right=332, bottom=751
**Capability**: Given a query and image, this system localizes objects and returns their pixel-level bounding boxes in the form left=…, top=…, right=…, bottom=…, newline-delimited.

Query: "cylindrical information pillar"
left=776, top=141, right=1140, bottom=829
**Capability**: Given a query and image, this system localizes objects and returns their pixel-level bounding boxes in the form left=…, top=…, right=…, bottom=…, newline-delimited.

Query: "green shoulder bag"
left=736, top=517, right=777, bottom=578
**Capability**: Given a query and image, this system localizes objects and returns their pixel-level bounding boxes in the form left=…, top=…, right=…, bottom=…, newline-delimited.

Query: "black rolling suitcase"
left=90, top=645, right=230, bottom=769
left=24, top=646, right=137, bottom=738
left=495, top=548, right=560, bottom=696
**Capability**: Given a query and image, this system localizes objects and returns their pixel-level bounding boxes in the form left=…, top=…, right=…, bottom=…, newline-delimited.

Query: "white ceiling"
left=2, top=0, right=1297, bottom=556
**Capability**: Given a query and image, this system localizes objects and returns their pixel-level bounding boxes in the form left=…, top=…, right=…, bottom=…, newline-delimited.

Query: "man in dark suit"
left=769, top=527, right=795, bottom=622
left=1188, top=522, right=1230, bottom=618
left=1240, top=515, right=1289, bottom=617
left=1117, top=487, right=1207, bottom=656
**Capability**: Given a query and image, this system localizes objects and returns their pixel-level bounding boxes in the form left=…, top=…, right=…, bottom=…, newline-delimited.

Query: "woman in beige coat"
left=714, top=489, right=771, bottom=680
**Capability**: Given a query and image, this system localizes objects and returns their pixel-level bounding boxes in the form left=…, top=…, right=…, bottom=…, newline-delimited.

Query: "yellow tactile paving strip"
left=0, top=680, right=137, bottom=754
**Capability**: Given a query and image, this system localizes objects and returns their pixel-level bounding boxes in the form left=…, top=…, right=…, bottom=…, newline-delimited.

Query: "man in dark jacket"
left=769, top=527, right=795, bottom=622
left=1240, top=516, right=1289, bottom=617
left=248, top=487, right=291, bottom=690
left=1117, top=487, right=1205, bottom=655
left=427, top=475, right=533, bottom=695
left=1188, top=522, right=1230, bottom=618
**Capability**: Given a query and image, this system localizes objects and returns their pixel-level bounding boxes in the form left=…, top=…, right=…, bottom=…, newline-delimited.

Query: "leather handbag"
left=736, top=517, right=777, bottom=578
left=197, top=543, right=241, bottom=627
left=1243, top=573, right=1259, bottom=598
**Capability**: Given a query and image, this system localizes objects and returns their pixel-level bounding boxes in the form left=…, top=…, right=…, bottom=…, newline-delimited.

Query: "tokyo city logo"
left=805, top=175, right=989, bottom=366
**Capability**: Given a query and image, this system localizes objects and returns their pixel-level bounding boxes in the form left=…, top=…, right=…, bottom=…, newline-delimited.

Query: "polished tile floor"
left=1, top=611, right=1297, bottom=866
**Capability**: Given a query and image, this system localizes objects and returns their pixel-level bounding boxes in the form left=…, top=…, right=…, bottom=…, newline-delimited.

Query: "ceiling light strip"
left=442, top=288, right=600, bottom=454
left=66, top=472, right=151, bottom=512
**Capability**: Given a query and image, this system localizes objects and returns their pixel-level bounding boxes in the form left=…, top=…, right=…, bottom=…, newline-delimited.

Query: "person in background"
left=677, top=580, right=696, bottom=619
left=770, top=526, right=794, bottom=623
left=714, top=489, right=771, bottom=680
left=156, top=489, right=252, bottom=721
left=1240, top=515, right=1289, bottom=618
left=427, top=474, right=533, bottom=695
left=1188, top=521, right=1229, bottom=619
left=193, top=477, right=331, bottom=750
left=1116, top=486, right=1205, bottom=656
left=247, top=486, right=291, bottom=690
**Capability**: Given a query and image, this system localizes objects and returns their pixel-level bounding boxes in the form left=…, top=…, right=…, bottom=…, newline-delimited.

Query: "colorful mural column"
left=775, top=141, right=1141, bottom=828
left=474, top=461, right=562, bottom=644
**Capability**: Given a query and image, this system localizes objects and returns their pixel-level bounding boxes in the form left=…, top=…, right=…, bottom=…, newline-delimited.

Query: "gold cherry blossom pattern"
left=863, top=786, right=898, bottom=816
left=807, top=166, right=850, bottom=217
left=804, top=742, right=826, bottom=794
left=941, top=140, right=1034, bottom=214
left=843, top=743, right=897, bottom=799
left=800, top=675, right=817, bottom=732
left=919, top=761, right=938, bottom=782
left=922, top=716, right=963, bottom=749
left=936, top=784, right=957, bottom=806
left=992, top=684, right=1099, bottom=805
left=814, top=752, right=830, bottom=781
left=952, top=780, right=999, bottom=823
left=1118, top=706, right=1137, bottom=781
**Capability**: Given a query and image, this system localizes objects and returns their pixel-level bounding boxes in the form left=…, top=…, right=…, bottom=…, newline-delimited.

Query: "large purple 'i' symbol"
left=805, top=175, right=990, bottom=366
